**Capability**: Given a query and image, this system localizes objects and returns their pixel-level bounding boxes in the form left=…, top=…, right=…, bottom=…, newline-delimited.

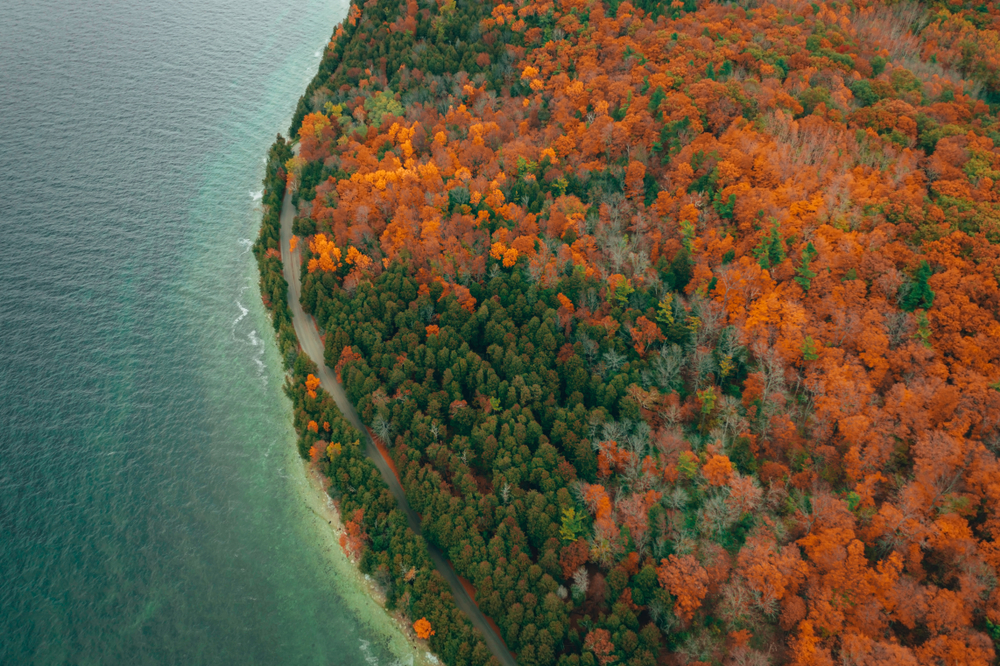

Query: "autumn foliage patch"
left=264, top=0, right=1000, bottom=662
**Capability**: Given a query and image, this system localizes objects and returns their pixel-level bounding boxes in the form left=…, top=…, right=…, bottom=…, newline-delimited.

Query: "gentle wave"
left=359, top=639, right=416, bottom=666
left=232, top=300, right=249, bottom=333
left=232, top=292, right=268, bottom=384
left=249, top=329, right=268, bottom=377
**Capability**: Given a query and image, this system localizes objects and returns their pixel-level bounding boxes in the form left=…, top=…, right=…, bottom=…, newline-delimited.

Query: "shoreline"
left=257, top=140, right=442, bottom=666
left=298, top=459, right=438, bottom=666
left=276, top=137, right=518, bottom=666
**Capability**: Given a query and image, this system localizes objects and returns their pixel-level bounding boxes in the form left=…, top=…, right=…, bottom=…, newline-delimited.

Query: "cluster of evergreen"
left=303, top=260, right=729, bottom=666
left=253, top=135, right=297, bottom=365
left=288, top=352, right=500, bottom=665
left=288, top=0, right=505, bottom=136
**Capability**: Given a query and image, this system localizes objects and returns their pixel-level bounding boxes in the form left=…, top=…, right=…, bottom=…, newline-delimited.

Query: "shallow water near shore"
left=0, top=0, right=421, bottom=663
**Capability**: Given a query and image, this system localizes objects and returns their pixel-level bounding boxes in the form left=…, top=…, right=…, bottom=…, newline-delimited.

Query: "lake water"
left=0, top=0, right=418, bottom=663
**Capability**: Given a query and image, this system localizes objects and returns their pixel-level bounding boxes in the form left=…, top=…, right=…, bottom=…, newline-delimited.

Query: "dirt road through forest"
left=277, top=152, right=517, bottom=666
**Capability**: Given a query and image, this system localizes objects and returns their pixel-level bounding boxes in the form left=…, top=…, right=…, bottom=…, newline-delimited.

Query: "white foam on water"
left=357, top=636, right=418, bottom=666
left=250, top=189, right=263, bottom=201
left=359, top=639, right=380, bottom=666
left=230, top=288, right=268, bottom=385
left=231, top=288, right=250, bottom=342
left=248, top=329, right=267, bottom=382
left=238, top=237, right=253, bottom=255
left=233, top=301, right=249, bottom=329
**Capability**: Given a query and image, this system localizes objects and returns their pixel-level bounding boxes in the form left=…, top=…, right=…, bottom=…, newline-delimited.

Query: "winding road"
left=277, top=150, right=518, bottom=666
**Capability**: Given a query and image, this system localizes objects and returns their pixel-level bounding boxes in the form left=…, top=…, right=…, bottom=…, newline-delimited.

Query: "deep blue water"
left=0, top=0, right=417, bottom=663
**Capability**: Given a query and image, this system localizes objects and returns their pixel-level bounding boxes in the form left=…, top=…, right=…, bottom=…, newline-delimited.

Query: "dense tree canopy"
left=259, top=0, right=1000, bottom=663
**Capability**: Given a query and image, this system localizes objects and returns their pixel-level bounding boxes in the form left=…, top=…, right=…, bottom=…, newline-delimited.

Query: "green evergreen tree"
left=794, top=242, right=818, bottom=291
left=802, top=335, right=819, bottom=361
left=901, top=260, right=935, bottom=312
left=754, top=221, right=786, bottom=270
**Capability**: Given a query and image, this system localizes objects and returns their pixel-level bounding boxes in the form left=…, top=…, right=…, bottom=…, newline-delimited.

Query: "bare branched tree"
left=373, top=414, right=394, bottom=443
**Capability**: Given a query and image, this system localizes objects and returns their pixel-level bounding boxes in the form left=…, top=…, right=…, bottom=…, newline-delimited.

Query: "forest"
left=255, top=0, right=1000, bottom=663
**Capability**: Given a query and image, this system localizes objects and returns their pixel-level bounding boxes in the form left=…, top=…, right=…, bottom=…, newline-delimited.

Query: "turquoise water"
left=0, top=0, right=419, bottom=663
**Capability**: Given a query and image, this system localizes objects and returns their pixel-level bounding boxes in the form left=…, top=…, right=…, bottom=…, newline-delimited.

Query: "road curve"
left=277, top=151, right=518, bottom=666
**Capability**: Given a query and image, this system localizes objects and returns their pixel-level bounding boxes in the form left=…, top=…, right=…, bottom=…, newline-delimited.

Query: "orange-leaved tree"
left=658, top=553, right=709, bottom=622
left=413, top=617, right=434, bottom=639
left=305, top=373, right=320, bottom=399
